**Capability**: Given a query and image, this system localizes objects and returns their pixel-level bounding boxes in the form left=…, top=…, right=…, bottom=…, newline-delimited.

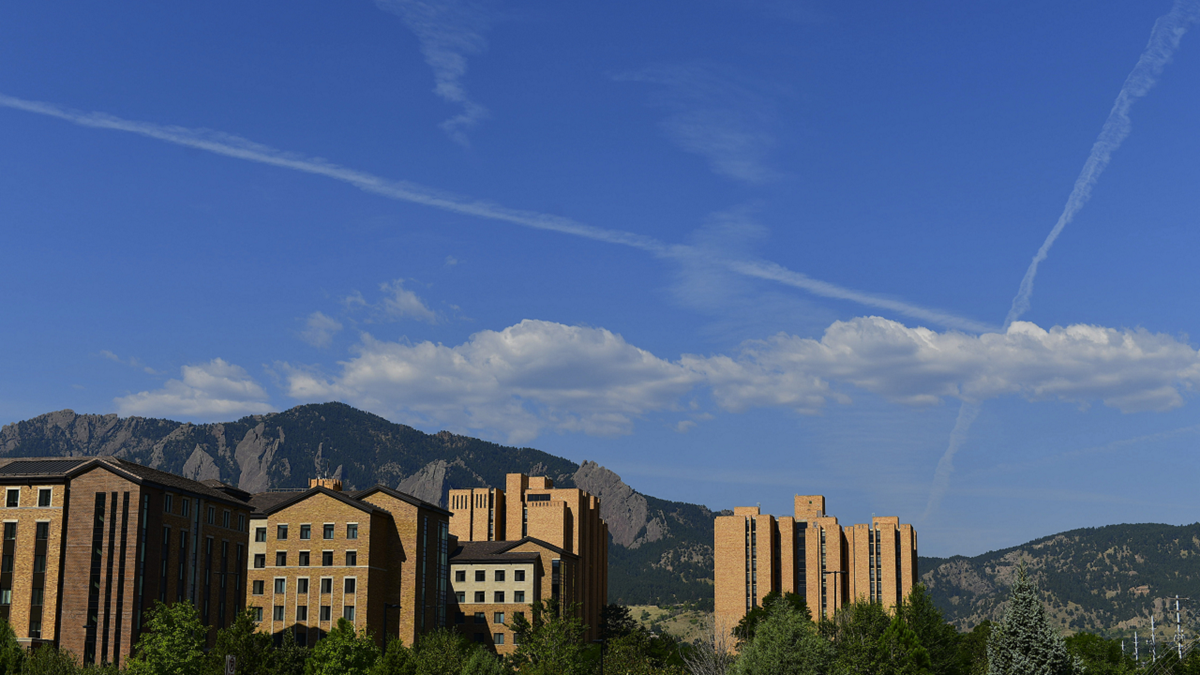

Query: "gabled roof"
left=351, top=484, right=451, bottom=517
left=252, top=486, right=389, bottom=518
left=0, top=456, right=251, bottom=508
left=449, top=536, right=577, bottom=564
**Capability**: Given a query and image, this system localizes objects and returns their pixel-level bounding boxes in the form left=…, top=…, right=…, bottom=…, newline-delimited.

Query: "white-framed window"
left=343, top=606, right=355, bottom=622
left=273, top=606, right=284, bottom=621
left=4, top=489, right=18, bottom=508
left=344, top=577, right=356, bottom=594
left=346, top=523, right=358, bottom=540
left=320, top=577, right=333, bottom=594
left=514, top=591, right=525, bottom=603
left=323, top=523, right=335, bottom=540
left=297, top=578, right=310, bottom=595
left=274, top=578, right=286, bottom=594
left=37, top=488, right=51, bottom=507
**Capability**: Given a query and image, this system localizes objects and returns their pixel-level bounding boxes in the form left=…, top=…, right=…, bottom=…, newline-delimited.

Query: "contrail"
left=927, top=0, right=1200, bottom=522
left=1005, top=0, right=1200, bottom=328
left=0, top=92, right=992, bottom=333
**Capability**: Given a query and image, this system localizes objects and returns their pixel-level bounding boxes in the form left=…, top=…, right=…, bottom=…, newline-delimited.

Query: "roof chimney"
left=309, top=478, right=343, bottom=491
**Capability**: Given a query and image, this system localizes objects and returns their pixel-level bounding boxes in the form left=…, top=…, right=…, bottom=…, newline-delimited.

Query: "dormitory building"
left=0, top=456, right=608, bottom=663
left=714, top=495, right=918, bottom=634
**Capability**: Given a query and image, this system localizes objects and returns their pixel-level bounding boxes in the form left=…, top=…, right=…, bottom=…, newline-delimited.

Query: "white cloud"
left=283, top=320, right=699, bottom=443
left=378, top=279, right=439, bottom=323
left=99, top=350, right=159, bottom=375
left=687, top=317, right=1200, bottom=414
left=281, top=316, right=1200, bottom=444
left=375, top=0, right=492, bottom=146
left=115, top=359, right=274, bottom=419
left=300, top=312, right=344, bottom=348
left=616, top=64, right=781, bottom=183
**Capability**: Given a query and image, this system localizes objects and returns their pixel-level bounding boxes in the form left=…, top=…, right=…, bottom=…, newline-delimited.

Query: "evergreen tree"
left=271, top=630, right=310, bottom=675
left=899, top=586, right=965, bottom=675
left=986, top=564, right=1082, bottom=675
left=304, top=619, right=379, bottom=675
left=457, top=648, right=509, bottom=675
left=730, top=598, right=832, bottom=675
left=370, top=640, right=416, bottom=675
left=824, top=600, right=891, bottom=674
left=208, top=609, right=274, bottom=675
left=20, top=645, right=78, bottom=675
left=411, top=629, right=473, bottom=675
left=877, top=613, right=933, bottom=675
left=734, top=593, right=810, bottom=645
left=126, top=601, right=208, bottom=675
left=0, top=619, right=22, bottom=675
left=509, top=599, right=588, bottom=675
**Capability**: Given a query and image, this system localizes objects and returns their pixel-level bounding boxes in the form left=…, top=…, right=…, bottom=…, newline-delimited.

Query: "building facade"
left=448, top=473, right=607, bottom=644
left=246, top=479, right=450, bottom=648
left=0, top=457, right=252, bottom=666
left=714, top=495, right=918, bottom=634
left=448, top=537, right=577, bottom=654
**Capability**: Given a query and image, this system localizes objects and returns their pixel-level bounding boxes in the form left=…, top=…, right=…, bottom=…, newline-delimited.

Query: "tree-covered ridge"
left=921, top=523, right=1200, bottom=635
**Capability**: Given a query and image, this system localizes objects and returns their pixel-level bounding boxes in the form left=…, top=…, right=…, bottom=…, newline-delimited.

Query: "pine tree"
left=987, top=564, right=1082, bottom=675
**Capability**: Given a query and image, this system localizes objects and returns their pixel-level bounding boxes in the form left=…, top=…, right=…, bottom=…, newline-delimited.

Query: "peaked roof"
left=450, top=536, right=577, bottom=563
left=251, top=485, right=389, bottom=518
left=0, top=456, right=251, bottom=508
left=351, top=484, right=451, bottom=516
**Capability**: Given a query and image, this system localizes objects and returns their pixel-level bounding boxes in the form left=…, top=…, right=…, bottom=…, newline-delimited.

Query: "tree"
left=370, top=640, right=416, bottom=675
left=126, top=601, right=208, bottom=675
left=411, top=629, right=472, bottom=675
left=509, top=599, right=588, bottom=675
left=599, top=604, right=639, bottom=641
left=603, top=632, right=685, bottom=675
left=823, top=600, right=891, bottom=674
left=304, top=619, right=380, bottom=675
left=457, top=648, right=509, bottom=675
left=20, top=645, right=79, bottom=675
left=734, top=592, right=811, bottom=645
left=681, top=615, right=736, bottom=675
left=208, top=609, right=274, bottom=675
left=957, top=621, right=991, bottom=675
left=986, top=564, right=1082, bottom=675
left=272, top=630, right=310, bottom=675
left=899, top=586, right=965, bottom=675
left=1062, top=633, right=1135, bottom=675
left=877, top=613, right=933, bottom=675
left=730, top=598, right=833, bottom=675
left=0, top=618, right=23, bottom=675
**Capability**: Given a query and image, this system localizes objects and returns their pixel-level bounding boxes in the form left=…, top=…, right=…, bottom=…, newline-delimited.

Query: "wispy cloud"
left=1006, top=0, right=1200, bottom=327
left=115, top=358, right=274, bottom=419
left=99, top=350, right=159, bottom=375
left=299, top=312, right=344, bottom=348
left=0, top=93, right=990, bottom=333
left=378, top=279, right=439, bottom=323
left=375, top=0, right=491, bottom=147
left=616, top=64, right=782, bottom=183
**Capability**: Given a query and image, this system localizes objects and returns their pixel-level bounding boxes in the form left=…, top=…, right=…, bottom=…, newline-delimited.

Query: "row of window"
left=454, top=569, right=526, bottom=583
left=163, top=494, right=246, bottom=532
left=253, top=604, right=357, bottom=623
left=2, top=522, right=50, bottom=541
left=252, top=577, right=356, bottom=595
left=4, top=488, right=53, bottom=509
left=454, top=590, right=525, bottom=604
left=252, top=550, right=358, bottom=568
left=455, top=611, right=522, bottom=645
left=255, top=523, right=358, bottom=542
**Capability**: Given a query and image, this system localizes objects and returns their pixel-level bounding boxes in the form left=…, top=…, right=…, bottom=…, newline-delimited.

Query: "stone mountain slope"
left=0, top=402, right=717, bottom=607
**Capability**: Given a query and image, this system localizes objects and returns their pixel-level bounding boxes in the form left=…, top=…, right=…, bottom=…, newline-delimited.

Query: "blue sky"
left=4, top=0, right=1200, bottom=558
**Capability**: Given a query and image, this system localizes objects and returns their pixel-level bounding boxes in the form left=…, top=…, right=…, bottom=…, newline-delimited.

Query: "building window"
left=2, top=524, right=13, bottom=541
left=277, top=524, right=288, bottom=540
left=181, top=499, right=190, bottom=517
left=238, top=514, right=246, bottom=532
left=475, top=570, right=485, bottom=582
left=273, top=606, right=285, bottom=621
left=300, top=524, right=311, bottom=540
left=514, top=591, right=525, bottom=603
left=344, top=578, right=356, bottom=594
left=31, top=588, right=43, bottom=606
left=274, top=578, right=286, bottom=594
left=494, top=612, right=505, bottom=624
left=252, top=580, right=264, bottom=595
left=343, top=606, right=355, bottom=622
left=515, top=569, right=525, bottom=582
left=254, top=554, right=266, bottom=569
left=4, top=490, right=17, bottom=508
left=275, top=552, right=287, bottom=567
left=35, top=522, right=49, bottom=540
left=346, top=524, right=358, bottom=540
left=455, top=570, right=466, bottom=582
left=494, top=570, right=505, bottom=582
left=320, top=578, right=332, bottom=594
left=473, top=612, right=485, bottom=624
left=37, top=489, right=51, bottom=507
left=207, top=506, right=215, bottom=524
left=299, top=551, right=310, bottom=567
left=322, top=551, right=333, bottom=566
left=323, top=524, right=334, bottom=540
left=296, top=606, right=308, bottom=621
left=298, top=578, right=309, bottom=594
left=255, top=527, right=267, bottom=542
left=33, top=554, right=45, bottom=573
left=455, top=592, right=465, bottom=603
left=222, top=510, right=230, bottom=528
left=345, top=551, right=357, bottom=566
left=455, top=611, right=464, bottom=624
left=494, top=591, right=505, bottom=603
left=253, top=607, right=263, bottom=622
left=527, top=493, right=551, bottom=502
left=474, top=591, right=485, bottom=603
left=320, top=606, right=331, bottom=621
left=494, top=633, right=505, bottom=645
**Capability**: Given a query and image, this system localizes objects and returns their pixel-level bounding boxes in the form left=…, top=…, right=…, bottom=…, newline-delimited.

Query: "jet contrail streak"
left=1005, top=0, right=1200, bottom=328
left=928, top=0, right=1200, bottom=523
left=0, top=92, right=992, bottom=333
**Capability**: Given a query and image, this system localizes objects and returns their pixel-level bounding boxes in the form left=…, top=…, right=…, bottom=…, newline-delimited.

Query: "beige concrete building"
left=715, top=495, right=917, bottom=633
left=449, top=473, right=607, bottom=643
left=0, top=457, right=252, bottom=666
left=247, top=479, right=450, bottom=648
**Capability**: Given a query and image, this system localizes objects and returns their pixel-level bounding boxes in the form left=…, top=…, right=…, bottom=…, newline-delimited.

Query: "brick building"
left=448, top=473, right=607, bottom=645
left=714, top=495, right=918, bottom=634
left=447, top=537, right=576, bottom=654
left=0, top=457, right=252, bottom=666
left=246, top=478, right=450, bottom=648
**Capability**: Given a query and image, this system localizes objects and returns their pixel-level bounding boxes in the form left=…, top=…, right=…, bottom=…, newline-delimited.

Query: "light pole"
left=382, top=603, right=402, bottom=651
